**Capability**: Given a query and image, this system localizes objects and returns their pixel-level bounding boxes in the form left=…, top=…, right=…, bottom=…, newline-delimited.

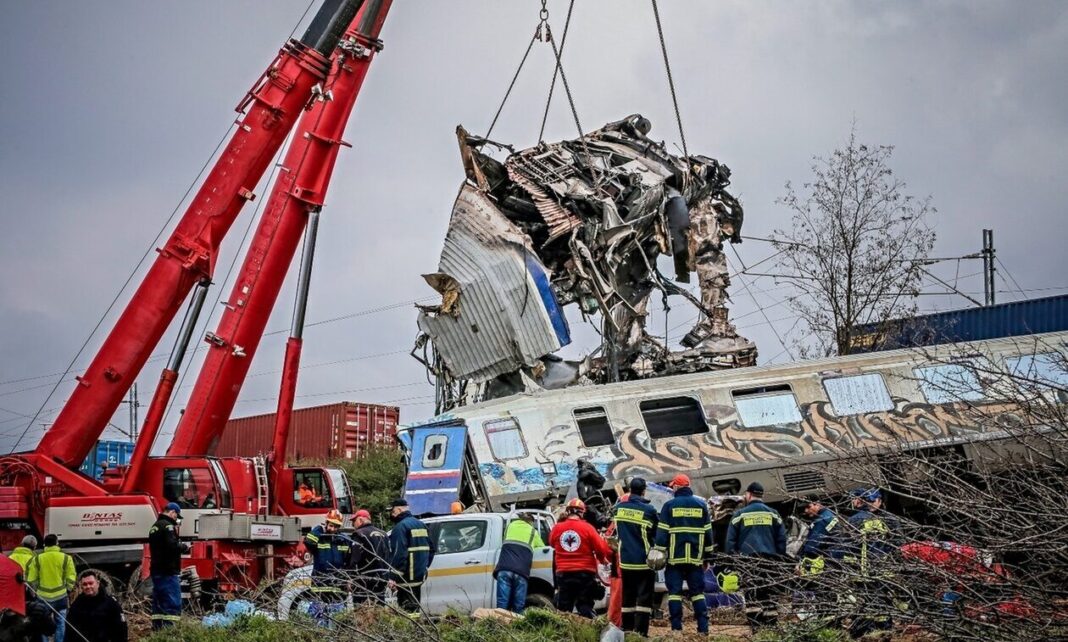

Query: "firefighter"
left=387, top=498, right=435, bottom=614
left=798, top=499, right=842, bottom=577
left=724, top=482, right=786, bottom=626
left=493, top=512, right=544, bottom=614
left=550, top=498, right=611, bottom=619
left=842, top=488, right=902, bottom=638
left=148, top=503, right=187, bottom=630
left=9, top=537, right=36, bottom=575
left=349, top=510, right=390, bottom=605
left=304, top=509, right=353, bottom=592
left=612, top=478, right=658, bottom=637
left=653, top=474, right=713, bottom=633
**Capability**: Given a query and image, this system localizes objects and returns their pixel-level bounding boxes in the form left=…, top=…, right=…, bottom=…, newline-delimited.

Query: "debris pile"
left=416, top=115, right=755, bottom=407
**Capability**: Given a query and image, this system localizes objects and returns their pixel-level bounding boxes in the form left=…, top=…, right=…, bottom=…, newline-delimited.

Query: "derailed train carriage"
left=398, top=331, right=1068, bottom=520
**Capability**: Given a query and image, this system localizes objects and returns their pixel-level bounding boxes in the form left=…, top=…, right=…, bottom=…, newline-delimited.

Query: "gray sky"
left=2, top=1, right=1066, bottom=455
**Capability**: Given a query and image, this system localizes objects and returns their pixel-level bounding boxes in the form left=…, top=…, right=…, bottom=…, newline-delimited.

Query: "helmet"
left=325, top=509, right=344, bottom=526
left=566, top=498, right=586, bottom=513
left=647, top=548, right=667, bottom=571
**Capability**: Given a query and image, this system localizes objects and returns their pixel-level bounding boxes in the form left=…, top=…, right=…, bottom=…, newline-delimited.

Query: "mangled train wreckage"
left=415, top=115, right=756, bottom=410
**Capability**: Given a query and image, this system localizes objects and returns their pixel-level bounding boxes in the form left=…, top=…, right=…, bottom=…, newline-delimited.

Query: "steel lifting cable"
left=651, top=0, right=691, bottom=165
left=538, top=0, right=575, bottom=142
left=485, top=30, right=539, bottom=139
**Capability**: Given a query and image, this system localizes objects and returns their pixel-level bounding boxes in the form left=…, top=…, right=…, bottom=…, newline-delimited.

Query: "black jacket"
left=351, top=524, right=390, bottom=577
left=65, top=588, right=128, bottom=642
left=148, top=514, right=182, bottom=576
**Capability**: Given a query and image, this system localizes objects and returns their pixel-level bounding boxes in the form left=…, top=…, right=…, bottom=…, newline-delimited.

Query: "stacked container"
left=212, top=401, right=399, bottom=463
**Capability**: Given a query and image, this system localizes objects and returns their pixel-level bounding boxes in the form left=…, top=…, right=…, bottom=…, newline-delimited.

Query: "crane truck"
left=0, top=0, right=392, bottom=595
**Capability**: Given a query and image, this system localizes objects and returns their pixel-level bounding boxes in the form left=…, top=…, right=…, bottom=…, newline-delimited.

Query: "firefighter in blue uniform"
left=611, top=477, right=659, bottom=637
left=387, top=498, right=436, bottom=614
left=725, top=482, right=786, bottom=626
left=653, top=474, right=713, bottom=633
left=148, top=502, right=189, bottom=629
left=842, top=488, right=902, bottom=638
left=304, top=509, right=353, bottom=591
left=798, top=499, right=842, bottom=576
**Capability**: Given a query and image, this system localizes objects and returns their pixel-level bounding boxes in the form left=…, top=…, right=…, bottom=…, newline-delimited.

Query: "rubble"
left=416, top=115, right=756, bottom=408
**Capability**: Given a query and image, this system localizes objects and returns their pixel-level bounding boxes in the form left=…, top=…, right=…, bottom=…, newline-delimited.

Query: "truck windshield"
left=327, top=468, right=353, bottom=514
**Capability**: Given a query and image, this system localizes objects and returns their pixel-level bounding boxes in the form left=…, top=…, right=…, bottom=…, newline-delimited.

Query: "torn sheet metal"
left=418, top=185, right=571, bottom=382
left=418, top=115, right=755, bottom=409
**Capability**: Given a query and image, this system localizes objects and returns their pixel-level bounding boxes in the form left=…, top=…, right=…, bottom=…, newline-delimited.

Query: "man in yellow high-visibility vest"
left=28, top=534, right=75, bottom=642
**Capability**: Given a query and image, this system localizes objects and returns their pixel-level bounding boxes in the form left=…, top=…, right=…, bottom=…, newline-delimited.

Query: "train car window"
left=1007, top=353, right=1068, bottom=389
left=421, top=434, right=448, bottom=469
left=823, top=374, right=895, bottom=415
left=573, top=406, right=614, bottom=447
left=731, top=389, right=802, bottom=428
left=639, top=396, right=709, bottom=438
left=484, top=418, right=528, bottom=460
left=916, top=363, right=985, bottom=404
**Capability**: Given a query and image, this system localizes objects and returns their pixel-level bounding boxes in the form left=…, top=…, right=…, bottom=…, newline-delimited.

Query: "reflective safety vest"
left=843, top=510, right=899, bottom=578
left=612, top=495, right=659, bottom=571
left=304, top=526, right=353, bottom=577
left=653, top=487, right=713, bottom=566
left=28, top=545, right=75, bottom=601
left=389, top=512, right=436, bottom=587
left=494, top=517, right=544, bottom=579
left=8, top=547, right=35, bottom=573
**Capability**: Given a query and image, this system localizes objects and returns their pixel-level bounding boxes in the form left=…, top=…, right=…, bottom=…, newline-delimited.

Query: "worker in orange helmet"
left=549, top=498, right=611, bottom=618
left=304, top=509, right=353, bottom=590
left=298, top=482, right=322, bottom=507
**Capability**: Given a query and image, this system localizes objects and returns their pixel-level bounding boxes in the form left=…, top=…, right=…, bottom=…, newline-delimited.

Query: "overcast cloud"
left=2, top=1, right=1066, bottom=454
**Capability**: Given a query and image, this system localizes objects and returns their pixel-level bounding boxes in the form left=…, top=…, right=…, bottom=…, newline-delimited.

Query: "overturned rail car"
left=398, top=331, right=1067, bottom=516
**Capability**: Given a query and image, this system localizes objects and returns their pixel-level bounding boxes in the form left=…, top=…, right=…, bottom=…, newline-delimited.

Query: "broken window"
left=422, top=434, right=448, bottom=469
left=823, top=374, right=895, bottom=416
left=916, top=363, right=985, bottom=404
left=639, top=396, right=709, bottom=439
left=484, top=418, right=527, bottom=460
left=574, top=406, right=614, bottom=447
left=732, top=386, right=802, bottom=428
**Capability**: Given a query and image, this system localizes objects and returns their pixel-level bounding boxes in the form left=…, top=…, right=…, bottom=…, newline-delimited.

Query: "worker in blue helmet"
left=842, top=488, right=904, bottom=638
left=148, top=502, right=189, bottom=629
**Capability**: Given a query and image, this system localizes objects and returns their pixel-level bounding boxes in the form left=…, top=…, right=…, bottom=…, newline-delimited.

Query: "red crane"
left=0, top=0, right=366, bottom=579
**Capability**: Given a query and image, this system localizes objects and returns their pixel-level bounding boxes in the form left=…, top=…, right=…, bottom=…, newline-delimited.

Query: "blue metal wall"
left=79, top=439, right=135, bottom=480
left=850, top=294, right=1068, bottom=353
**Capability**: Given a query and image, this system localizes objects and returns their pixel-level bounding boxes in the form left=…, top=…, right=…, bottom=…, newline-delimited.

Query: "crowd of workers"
left=1, top=534, right=127, bottom=642
left=538, top=471, right=904, bottom=638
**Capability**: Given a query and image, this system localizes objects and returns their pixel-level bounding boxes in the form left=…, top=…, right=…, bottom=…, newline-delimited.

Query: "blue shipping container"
left=850, top=294, right=1068, bottom=353
left=79, top=439, right=135, bottom=481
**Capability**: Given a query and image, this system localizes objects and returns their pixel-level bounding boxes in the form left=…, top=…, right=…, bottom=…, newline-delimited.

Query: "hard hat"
left=851, top=488, right=882, bottom=503
left=325, top=509, right=344, bottom=526
left=669, top=474, right=690, bottom=488
left=566, top=498, right=586, bottom=513
left=450, top=501, right=465, bottom=515
left=647, top=548, right=667, bottom=571
left=164, top=502, right=182, bottom=516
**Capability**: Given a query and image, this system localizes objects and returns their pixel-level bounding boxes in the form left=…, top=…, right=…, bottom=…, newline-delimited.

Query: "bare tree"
left=772, top=127, right=936, bottom=357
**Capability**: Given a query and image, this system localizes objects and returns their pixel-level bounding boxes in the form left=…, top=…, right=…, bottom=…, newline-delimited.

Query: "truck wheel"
left=526, top=592, right=555, bottom=610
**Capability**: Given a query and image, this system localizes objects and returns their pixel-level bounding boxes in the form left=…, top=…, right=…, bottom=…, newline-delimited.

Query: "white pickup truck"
left=278, top=510, right=558, bottom=618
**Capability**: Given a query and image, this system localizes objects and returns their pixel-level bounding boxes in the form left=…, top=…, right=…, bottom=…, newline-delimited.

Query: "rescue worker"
left=550, top=498, right=611, bottom=619
left=9, top=537, right=36, bottom=576
left=304, top=509, right=353, bottom=591
left=653, top=474, right=713, bottom=633
left=28, top=534, right=75, bottom=642
left=147, top=502, right=186, bottom=630
left=724, top=482, right=786, bottom=626
left=798, top=499, right=842, bottom=577
left=387, top=498, right=435, bottom=614
left=297, top=482, right=322, bottom=506
left=349, top=510, right=390, bottom=604
left=493, top=511, right=544, bottom=614
left=842, top=488, right=902, bottom=638
left=64, top=570, right=128, bottom=642
left=612, top=478, right=658, bottom=637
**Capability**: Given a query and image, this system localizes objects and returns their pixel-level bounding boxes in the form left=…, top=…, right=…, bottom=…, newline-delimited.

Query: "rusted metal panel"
left=212, top=402, right=399, bottom=463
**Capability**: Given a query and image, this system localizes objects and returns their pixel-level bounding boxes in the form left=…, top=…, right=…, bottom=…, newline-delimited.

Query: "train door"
left=403, top=422, right=468, bottom=516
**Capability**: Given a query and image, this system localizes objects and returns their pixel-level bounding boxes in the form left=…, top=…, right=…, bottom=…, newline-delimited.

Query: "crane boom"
left=167, top=0, right=392, bottom=458
left=33, top=0, right=364, bottom=468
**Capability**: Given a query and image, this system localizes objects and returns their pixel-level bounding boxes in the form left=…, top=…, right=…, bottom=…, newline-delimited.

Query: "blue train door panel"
left=404, top=423, right=468, bottom=516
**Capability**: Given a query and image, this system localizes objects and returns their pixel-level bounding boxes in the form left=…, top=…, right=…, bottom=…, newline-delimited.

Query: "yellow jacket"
left=8, top=546, right=35, bottom=573
left=29, top=545, right=75, bottom=600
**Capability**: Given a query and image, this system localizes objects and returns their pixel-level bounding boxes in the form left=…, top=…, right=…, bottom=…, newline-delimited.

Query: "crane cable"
left=650, top=0, right=692, bottom=166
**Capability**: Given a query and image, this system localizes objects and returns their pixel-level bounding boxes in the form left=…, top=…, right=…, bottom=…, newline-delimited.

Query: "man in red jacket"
left=550, top=498, right=611, bottom=618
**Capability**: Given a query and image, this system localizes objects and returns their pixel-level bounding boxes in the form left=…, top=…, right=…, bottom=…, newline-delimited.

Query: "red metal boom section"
left=167, top=0, right=392, bottom=457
